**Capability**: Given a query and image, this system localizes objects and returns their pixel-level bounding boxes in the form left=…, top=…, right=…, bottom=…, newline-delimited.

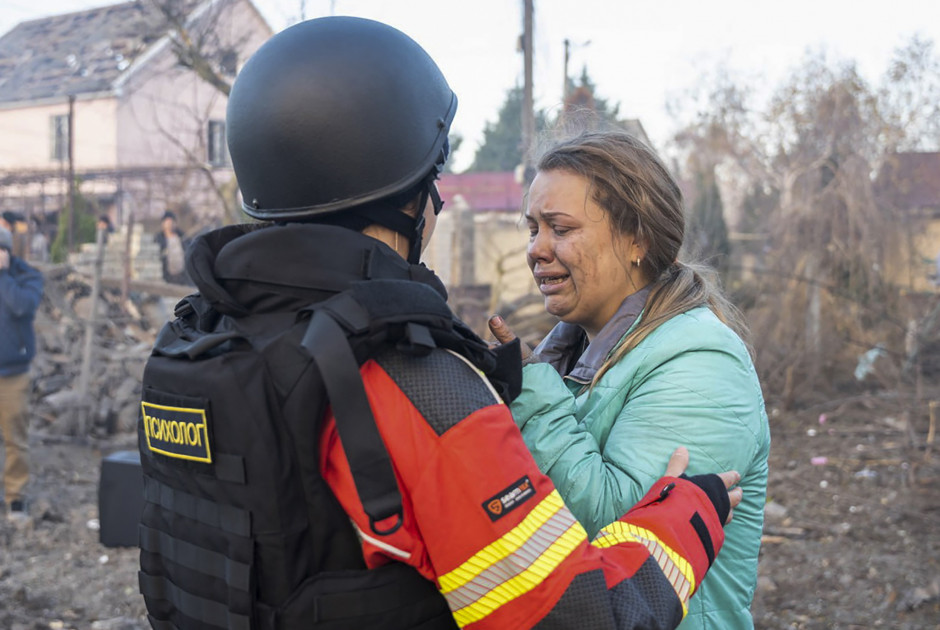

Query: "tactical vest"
left=137, top=278, right=520, bottom=629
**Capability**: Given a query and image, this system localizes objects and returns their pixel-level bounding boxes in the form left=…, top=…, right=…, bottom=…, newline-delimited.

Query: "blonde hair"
left=534, top=131, right=749, bottom=385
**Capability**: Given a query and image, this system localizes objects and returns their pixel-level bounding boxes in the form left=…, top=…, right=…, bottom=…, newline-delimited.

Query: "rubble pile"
left=29, top=263, right=189, bottom=439
left=25, top=254, right=549, bottom=440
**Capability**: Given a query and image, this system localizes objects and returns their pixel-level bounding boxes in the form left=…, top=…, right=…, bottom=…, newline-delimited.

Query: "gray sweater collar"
left=533, top=286, right=651, bottom=384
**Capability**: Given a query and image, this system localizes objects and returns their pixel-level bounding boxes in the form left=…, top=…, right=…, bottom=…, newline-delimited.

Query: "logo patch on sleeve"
left=141, top=401, right=212, bottom=463
left=482, top=476, right=535, bottom=521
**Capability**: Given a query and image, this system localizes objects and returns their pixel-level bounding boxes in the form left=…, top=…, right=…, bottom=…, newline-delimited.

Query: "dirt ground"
left=750, top=398, right=940, bottom=629
left=1, top=396, right=939, bottom=629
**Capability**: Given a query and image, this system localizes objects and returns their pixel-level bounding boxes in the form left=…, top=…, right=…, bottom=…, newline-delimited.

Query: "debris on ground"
left=2, top=265, right=939, bottom=629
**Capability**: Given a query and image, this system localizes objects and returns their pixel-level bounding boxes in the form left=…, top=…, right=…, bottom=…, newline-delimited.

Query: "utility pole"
left=562, top=38, right=590, bottom=111
left=560, top=37, right=571, bottom=128
left=67, top=94, right=76, bottom=251
left=521, top=0, right=535, bottom=186
left=563, top=38, right=570, bottom=101
left=77, top=223, right=105, bottom=439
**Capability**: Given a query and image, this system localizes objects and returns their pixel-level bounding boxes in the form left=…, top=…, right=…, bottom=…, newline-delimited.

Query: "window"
left=50, top=114, right=69, bottom=162
left=218, top=50, right=238, bottom=77
left=208, top=120, right=229, bottom=167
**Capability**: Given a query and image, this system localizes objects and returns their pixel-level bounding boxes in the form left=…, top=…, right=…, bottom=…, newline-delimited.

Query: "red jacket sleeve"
left=320, top=353, right=725, bottom=629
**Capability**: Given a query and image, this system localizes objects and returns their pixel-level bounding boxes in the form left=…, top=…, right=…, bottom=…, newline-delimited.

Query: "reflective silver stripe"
left=438, top=491, right=588, bottom=626
left=593, top=521, right=694, bottom=609
left=354, top=521, right=411, bottom=560
left=443, top=504, right=578, bottom=610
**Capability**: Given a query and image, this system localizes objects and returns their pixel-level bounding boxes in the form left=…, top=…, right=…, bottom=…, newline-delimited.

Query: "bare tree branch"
left=147, top=0, right=243, bottom=97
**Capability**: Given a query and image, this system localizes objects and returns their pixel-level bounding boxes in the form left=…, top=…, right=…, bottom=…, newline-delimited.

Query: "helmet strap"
left=406, top=165, right=448, bottom=264
left=322, top=194, right=425, bottom=264
left=407, top=185, right=431, bottom=265
left=310, top=168, right=443, bottom=265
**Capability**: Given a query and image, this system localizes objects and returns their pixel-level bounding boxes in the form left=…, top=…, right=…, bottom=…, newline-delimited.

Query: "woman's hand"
left=488, top=315, right=535, bottom=362
left=665, top=446, right=742, bottom=525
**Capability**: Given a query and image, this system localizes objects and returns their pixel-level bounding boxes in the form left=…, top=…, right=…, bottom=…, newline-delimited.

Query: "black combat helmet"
left=226, top=16, right=456, bottom=238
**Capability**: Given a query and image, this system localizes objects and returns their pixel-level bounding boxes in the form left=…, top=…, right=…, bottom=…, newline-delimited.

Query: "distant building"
left=876, top=152, right=940, bottom=216
left=875, top=152, right=940, bottom=292
left=619, top=118, right=652, bottom=148
left=0, top=0, right=272, bottom=237
left=425, top=171, right=531, bottom=334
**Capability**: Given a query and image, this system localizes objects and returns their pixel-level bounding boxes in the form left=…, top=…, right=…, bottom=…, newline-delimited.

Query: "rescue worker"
left=147, top=16, right=742, bottom=629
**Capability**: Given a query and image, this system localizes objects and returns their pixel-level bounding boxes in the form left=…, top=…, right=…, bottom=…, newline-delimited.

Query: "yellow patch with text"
left=141, top=401, right=212, bottom=463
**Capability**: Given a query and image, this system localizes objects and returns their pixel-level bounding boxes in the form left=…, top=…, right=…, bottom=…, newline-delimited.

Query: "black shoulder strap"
left=301, top=307, right=404, bottom=535
left=296, top=279, right=451, bottom=537
left=297, top=278, right=521, bottom=537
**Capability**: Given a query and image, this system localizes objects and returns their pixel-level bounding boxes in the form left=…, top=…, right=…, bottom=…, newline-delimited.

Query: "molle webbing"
left=139, top=471, right=254, bottom=629
left=139, top=572, right=250, bottom=630
left=143, top=476, right=251, bottom=537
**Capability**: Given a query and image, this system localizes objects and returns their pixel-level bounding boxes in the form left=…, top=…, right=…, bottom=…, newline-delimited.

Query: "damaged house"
left=0, top=0, right=272, bottom=249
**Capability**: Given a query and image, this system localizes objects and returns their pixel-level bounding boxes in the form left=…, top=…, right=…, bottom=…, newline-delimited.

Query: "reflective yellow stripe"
left=592, top=521, right=695, bottom=615
left=439, top=490, right=566, bottom=591
left=438, top=490, right=587, bottom=627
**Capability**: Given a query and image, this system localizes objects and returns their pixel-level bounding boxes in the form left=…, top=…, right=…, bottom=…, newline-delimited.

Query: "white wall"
left=115, top=0, right=273, bottom=169
left=0, top=97, right=117, bottom=170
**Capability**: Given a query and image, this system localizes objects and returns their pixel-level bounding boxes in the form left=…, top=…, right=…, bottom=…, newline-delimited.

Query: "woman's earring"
left=634, top=257, right=641, bottom=267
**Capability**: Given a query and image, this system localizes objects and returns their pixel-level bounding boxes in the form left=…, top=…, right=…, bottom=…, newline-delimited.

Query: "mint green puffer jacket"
left=510, top=305, right=770, bottom=629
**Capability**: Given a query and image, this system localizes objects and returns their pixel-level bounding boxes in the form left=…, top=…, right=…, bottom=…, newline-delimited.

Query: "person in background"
left=29, top=217, right=49, bottom=263
left=0, top=225, right=44, bottom=522
left=154, top=210, right=189, bottom=285
left=96, top=215, right=115, bottom=245
left=490, top=131, right=770, bottom=629
left=1, top=211, right=27, bottom=259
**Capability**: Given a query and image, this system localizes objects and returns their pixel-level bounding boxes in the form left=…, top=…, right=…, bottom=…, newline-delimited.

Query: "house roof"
left=0, top=1, right=197, bottom=105
left=875, top=152, right=940, bottom=211
left=438, top=172, right=525, bottom=213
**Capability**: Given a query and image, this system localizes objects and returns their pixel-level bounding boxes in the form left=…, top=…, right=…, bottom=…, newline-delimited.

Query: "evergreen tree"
left=467, top=69, right=626, bottom=173
left=467, top=86, right=535, bottom=172
left=685, top=168, right=731, bottom=274
left=50, top=183, right=97, bottom=263
left=561, top=67, right=621, bottom=130
left=442, top=134, right=463, bottom=174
